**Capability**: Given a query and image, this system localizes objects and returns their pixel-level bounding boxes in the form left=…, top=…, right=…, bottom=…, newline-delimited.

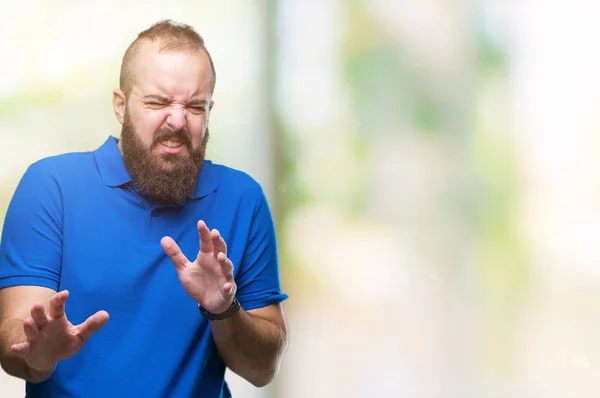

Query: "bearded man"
left=0, top=19, right=289, bottom=398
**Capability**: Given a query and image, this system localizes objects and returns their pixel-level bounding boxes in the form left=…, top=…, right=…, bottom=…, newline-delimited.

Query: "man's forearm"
left=210, top=309, right=287, bottom=387
left=0, top=318, right=54, bottom=383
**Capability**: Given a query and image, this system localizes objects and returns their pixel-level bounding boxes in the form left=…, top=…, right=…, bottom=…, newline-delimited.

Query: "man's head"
left=112, top=20, right=216, bottom=204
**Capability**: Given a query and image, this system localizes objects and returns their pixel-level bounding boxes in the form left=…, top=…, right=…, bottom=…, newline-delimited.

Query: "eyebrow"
left=141, top=95, right=169, bottom=102
left=141, top=95, right=207, bottom=106
left=187, top=99, right=208, bottom=107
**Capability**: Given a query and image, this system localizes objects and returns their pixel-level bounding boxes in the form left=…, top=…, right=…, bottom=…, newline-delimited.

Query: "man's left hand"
left=161, top=220, right=236, bottom=314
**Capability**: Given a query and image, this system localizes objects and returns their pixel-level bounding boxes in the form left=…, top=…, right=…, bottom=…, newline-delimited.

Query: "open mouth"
left=163, top=139, right=183, bottom=147
left=157, top=139, right=186, bottom=154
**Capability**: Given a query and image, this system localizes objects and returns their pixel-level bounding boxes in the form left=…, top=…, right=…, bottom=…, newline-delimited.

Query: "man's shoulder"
left=206, top=161, right=265, bottom=196
left=34, top=150, right=94, bottom=166
left=23, top=150, right=96, bottom=183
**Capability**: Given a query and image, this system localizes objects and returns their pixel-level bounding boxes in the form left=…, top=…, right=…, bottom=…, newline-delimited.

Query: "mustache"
left=152, top=129, right=192, bottom=148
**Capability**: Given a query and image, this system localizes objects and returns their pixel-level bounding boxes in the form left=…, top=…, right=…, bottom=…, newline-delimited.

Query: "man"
left=0, top=19, right=289, bottom=397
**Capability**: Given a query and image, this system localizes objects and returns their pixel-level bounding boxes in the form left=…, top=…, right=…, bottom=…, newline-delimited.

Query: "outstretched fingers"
left=30, top=302, right=48, bottom=329
left=161, top=236, right=190, bottom=271
left=10, top=341, right=31, bottom=356
left=75, top=310, right=110, bottom=342
left=197, top=220, right=214, bottom=254
left=216, top=252, right=236, bottom=296
left=210, top=229, right=227, bottom=256
left=23, top=318, right=39, bottom=340
left=49, top=291, right=69, bottom=319
left=216, top=252, right=234, bottom=276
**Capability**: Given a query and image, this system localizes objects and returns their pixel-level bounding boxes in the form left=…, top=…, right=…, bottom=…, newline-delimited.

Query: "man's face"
left=114, top=40, right=214, bottom=204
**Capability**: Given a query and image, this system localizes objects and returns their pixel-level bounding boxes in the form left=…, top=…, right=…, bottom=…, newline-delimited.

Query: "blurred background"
left=2, top=0, right=600, bottom=397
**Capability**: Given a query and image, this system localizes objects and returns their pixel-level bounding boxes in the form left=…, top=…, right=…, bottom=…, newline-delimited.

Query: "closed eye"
left=146, top=102, right=168, bottom=108
left=187, top=106, right=206, bottom=114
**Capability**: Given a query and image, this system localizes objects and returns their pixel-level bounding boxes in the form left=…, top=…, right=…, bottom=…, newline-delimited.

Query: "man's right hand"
left=10, top=290, right=109, bottom=374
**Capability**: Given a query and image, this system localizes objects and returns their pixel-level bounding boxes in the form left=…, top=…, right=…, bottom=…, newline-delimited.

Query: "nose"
left=166, top=104, right=187, bottom=131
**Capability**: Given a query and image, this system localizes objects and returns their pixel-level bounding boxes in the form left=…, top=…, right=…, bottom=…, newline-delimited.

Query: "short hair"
left=119, top=19, right=216, bottom=97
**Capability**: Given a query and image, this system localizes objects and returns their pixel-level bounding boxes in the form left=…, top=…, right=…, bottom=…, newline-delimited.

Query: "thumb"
left=160, top=236, right=190, bottom=271
left=75, top=310, right=110, bottom=342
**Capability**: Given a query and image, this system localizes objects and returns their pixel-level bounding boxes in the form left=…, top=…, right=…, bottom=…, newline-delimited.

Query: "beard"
left=120, top=112, right=209, bottom=205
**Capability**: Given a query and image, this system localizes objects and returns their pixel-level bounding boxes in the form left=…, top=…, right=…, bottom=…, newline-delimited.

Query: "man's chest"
left=57, top=191, right=249, bottom=321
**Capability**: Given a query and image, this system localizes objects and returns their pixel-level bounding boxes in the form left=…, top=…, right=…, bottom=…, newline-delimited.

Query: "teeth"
left=161, top=140, right=183, bottom=148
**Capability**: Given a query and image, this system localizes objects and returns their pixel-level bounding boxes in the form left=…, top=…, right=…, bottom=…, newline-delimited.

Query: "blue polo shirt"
left=0, top=136, right=288, bottom=397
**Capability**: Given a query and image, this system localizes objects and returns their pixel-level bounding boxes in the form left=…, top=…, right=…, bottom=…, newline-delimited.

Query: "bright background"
left=2, top=1, right=600, bottom=397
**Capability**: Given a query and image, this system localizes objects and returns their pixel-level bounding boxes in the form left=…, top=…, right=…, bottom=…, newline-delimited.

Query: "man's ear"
left=112, top=89, right=127, bottom=124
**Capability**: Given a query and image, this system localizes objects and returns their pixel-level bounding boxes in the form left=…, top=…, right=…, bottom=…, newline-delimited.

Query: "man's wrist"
left=198, top=297, right=241, bottom=321
left=27, top=363, right=56, bottom=383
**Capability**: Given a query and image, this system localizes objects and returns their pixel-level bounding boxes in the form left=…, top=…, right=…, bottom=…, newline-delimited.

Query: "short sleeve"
left=235, top=186, right=288, bottom=310
left=0, top=161, right=63, bottom=290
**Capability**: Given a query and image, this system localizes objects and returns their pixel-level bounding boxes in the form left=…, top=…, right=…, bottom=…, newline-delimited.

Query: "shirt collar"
left=94, top=136, right=131, bottom=187
left=94, top=136, right=217, bottom=199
